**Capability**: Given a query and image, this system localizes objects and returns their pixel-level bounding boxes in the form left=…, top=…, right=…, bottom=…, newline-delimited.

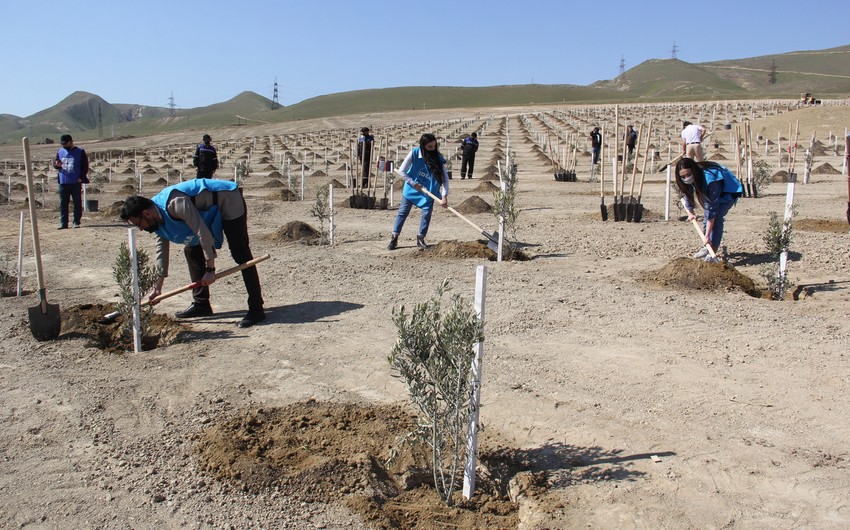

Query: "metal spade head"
left=28, top=298, right=61, bottom=341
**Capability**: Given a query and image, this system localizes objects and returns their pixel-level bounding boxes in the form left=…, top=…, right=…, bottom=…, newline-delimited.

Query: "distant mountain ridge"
left=2, top=44, right=848, bottom=143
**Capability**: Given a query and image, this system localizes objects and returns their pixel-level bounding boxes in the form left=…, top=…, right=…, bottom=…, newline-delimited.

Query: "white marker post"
left=329, top=183, right=335, bottom=246
left=128, top=228, right=142, bottom=353
left=301, top=163, right=305, bottom=201
left=778, top=173, right=796, bottom=297
left=665, top=165, right=672, bottom=222
left=462, top=264, right=488, bottom=500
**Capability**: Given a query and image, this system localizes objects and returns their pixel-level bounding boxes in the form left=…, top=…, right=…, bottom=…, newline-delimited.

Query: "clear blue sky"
left=3, top=0, right=847, bottom=117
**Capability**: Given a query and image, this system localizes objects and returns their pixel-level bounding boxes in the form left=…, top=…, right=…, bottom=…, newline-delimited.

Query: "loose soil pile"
left=454, top=195, right=493, bottom=215
left=195, top=400, right=520, bottom=529
left=62, top=303, right=188, bottom=352
left=644, top=257, right=758, bottom=296
left=265, top=220, right=321, bottom=243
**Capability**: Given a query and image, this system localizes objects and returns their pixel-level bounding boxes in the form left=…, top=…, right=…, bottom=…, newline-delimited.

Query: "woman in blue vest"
left=119, top=179, right=265, bottom=328
left=387, top=133, right=450, bottom=250
left=675, top=158, right=743, bottom=262
left=53, top=134, right=89, bottom=229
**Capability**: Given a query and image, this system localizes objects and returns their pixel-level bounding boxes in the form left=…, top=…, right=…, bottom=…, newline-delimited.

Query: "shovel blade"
left=600, top=201, right=608, bottom=221
left=28, top=301, right=61, bottom=341
left=626, top=201, right=634, bottom=222
left=634, top=203, right=644, bottom=223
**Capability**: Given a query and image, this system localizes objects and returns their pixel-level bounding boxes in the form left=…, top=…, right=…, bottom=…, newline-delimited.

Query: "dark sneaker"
left=416, top=235, right=428, bottom=250
left=387, top=235, right=398, bottom=251
left=238, top=310, right=266, bottom=328
left=175, top=303, right=213, bottom=318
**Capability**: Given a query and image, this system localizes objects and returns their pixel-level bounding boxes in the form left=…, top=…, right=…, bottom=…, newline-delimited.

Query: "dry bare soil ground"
left=1, top=102, right=849, bottom=529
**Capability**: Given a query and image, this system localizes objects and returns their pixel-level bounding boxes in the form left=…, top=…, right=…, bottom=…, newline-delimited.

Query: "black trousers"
left=461, top=155, right=475, bottom=178
left=58, top=183, right=82, bottom=226
left=184, top=210, right=263, bottom=311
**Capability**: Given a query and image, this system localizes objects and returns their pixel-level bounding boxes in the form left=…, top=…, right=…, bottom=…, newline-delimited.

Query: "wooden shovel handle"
left=690, top=219, right=717, bottom=259
left=147, top=254, right=271, bottom=307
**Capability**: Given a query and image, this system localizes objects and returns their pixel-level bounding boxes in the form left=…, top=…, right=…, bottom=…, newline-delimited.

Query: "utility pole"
left=168, top=92, right=176, bottom=117
left=619, top=55, right=625, bottom=77
left=272, top=77, right=280, bottom=110
left=671, top=41, right=679, bottom=60
left=768, top=60, right=778, bottom=84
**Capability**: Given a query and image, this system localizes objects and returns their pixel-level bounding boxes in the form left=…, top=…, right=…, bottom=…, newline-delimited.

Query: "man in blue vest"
left=53, top=134, right=89, bottom=229
left=119, top=179, right=265, bottom=328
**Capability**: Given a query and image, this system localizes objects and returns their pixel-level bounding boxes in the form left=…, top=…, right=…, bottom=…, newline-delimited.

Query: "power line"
left=671, top=41, right=679, bottom=60
left=272, top=77, right=280, bottom=110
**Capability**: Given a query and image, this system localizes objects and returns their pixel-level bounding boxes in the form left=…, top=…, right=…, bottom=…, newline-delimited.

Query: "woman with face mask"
left=674, top=158, right=743, bottom=261
left=387, top=133, right=450, bottom=251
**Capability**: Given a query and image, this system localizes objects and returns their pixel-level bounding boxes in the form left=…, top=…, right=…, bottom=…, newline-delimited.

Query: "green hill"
left=2, top=43, right=848, bottom=144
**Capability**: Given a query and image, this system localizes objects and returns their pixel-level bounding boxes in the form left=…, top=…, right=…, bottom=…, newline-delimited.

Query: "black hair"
left=682, top=121, right=692, bottom=128
left=674, top=158, right=724, bottom=208
left=202, top=134, right=211, bottom=142
left=119, top=196, right=154, bottom=221
left=419, top=133, right=444, bottom=177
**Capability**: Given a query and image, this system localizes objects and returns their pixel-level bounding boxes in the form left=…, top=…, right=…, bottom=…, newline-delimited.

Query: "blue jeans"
left=704, top=200, right=735, bottom=249
left=58, top=183, right=82, bottom=226
left=392, top=197, right=433, bottom=237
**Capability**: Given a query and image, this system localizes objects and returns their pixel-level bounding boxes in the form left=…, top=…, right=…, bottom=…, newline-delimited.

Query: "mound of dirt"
left=269, top=189, right=299, bottom=201
left=311, top=170, right=327, bottom=177
left=709, top=153, right=728, bottom=160
left=267, top=171, right=283, bottom=179
left=454, top=196, right=492, bottom=215
left=154, top=178, right=167, bottom=185
left=472, top=181, right=499, bottom=193
left=266, top=221, right=320, bottom=242
left=795, top=218, right=850, bottom=233
left=102, top=201, right=126, bottom=217
left=62, top=303, right=188, bottom=352
left=771, top=170, right=789, bottom=182
left=194, top=400, right=519, bottom=529
left=644, top=257, right=758, bottom=295
left=261, top=179, right=285, bottom=188
left=812, top=163, right=841, bottom=174
left=330, top=179, right=347, bottom=188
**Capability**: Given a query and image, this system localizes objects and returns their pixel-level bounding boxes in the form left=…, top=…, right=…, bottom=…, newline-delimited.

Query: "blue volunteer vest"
left=704, top=166, right=743, bottom=202
left=150, top=179, right=238, bottom=247
left=402, top=147, right=444, bottom=208
left=56, top=147, right=85, bottom=184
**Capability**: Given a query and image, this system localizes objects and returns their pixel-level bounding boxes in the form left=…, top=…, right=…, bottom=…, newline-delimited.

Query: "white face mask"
left=681, top=175, right=694, bottom=185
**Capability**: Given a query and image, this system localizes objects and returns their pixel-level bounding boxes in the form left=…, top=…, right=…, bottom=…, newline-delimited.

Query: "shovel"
left=689, top=218, right=718, bottom=260
left=600, top=125, right=608, bottom=221
left=100, top=254, right=271, bottom=324
left=632, top=120, right=653, bottom=223
left=23, top=137, right=61, bottom=341
left=396, top=170, right=501, bottom=251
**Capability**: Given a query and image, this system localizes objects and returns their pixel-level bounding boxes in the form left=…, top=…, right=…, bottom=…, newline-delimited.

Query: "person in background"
left=681, top=121, right=706, bottom=162
left=357, top=127, right=375, bottom=187
left=193, top=134, right=219, bottom=179
left=119, top=179, right=266, bottom=328
left=674, top=158, right=743, bottom=262
left=387, top=133, right=449, bottom=251
left=625, top=124, right=638, bottom=162
left=53, top=134, right=89, bottom=229
left=460, top=132, right=479, bottom=179
left=590, top=127, right=602, bottom=166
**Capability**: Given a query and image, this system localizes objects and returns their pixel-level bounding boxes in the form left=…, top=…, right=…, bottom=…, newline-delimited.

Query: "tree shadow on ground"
left=481, top=441, right=675, bottom=492
left=727, top=250, right=801, bottom=267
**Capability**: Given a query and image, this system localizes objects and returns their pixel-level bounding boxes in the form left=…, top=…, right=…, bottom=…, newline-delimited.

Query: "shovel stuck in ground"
left=23, top=137, right=61, bottom=341
left=100, top=254, right=271, bottom=324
